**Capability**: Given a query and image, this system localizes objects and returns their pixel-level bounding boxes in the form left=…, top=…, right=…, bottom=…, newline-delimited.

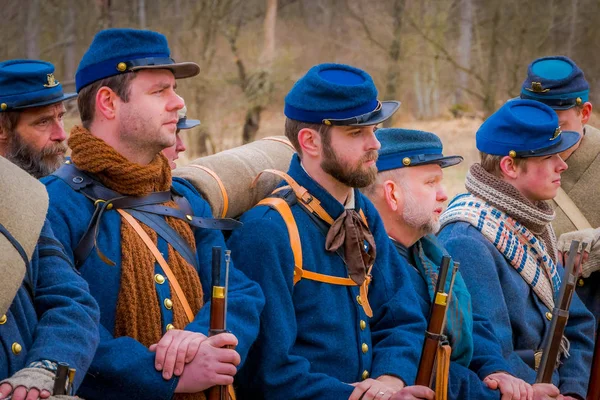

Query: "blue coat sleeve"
left=25, top=221, right=100, bottom=391
left=172, top=179, right=265, bottom=366
left=367, top=234, right=428, bottom=384
left=227, top=212, right=356, bottom=400
left=470, top=312, right=514, bottom=379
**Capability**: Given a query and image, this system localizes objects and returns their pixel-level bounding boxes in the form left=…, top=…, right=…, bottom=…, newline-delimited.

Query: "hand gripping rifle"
left=415, top=256, right=458, bottom=389
left=208, top=246, right=234, bottom=400
left=536, top=240, right=585, bottom=383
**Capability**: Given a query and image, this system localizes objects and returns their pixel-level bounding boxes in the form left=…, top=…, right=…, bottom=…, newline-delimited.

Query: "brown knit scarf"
left=465, top=163, right=558, bottom=262
left=70, top=126, right=205, bottom=399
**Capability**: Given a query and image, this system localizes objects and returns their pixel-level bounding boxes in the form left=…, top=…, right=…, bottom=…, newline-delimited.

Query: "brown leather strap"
left=435, top=344, right=451, bottom=400
left=260, top=136, right=295, bottom=151
left=253, top=169, right=334, bottom=224
left=257, top=197, right=373, bottom=317
left=188, top=164, right=229, bottom=218
left=118, top=209, right=195, bottom=323
left=554, top=187, right=592, bottom=230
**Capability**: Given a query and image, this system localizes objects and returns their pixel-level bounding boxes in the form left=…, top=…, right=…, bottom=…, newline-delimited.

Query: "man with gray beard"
left=0, top=60, right=75, bottom=178
left=363, top=128, right=533, bottom=400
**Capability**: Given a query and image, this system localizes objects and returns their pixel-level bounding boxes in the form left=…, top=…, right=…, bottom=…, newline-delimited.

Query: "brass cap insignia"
left=323, top=119, right=332, bottom=126
left=525, top=82, right=550, bottom=93
left=509, top=150, right=517, bottom=158
left=550, top=127, right=561, bottom=141
left=43, top=73, right=59, bottom=88
left=116, top=62, right=127, bottom=72
left=0, top=103, right=7, bottom=111
left=576, top=97, right=583, bottom=106
left=402, top=157, right=411, bottom=166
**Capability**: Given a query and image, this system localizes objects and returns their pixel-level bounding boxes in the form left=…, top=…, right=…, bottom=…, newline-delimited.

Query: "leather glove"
left=557, top=228, right=600, bottom=278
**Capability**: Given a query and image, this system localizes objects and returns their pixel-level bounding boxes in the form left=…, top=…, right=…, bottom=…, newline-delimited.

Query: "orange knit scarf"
left=69, top=126, right=205, bottom=399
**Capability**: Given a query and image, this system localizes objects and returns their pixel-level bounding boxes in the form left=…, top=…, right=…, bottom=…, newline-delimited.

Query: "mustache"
left=361, top=151, right=378, bottom=163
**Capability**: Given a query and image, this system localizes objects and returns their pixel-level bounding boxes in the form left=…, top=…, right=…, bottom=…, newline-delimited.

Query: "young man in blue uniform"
left=227, top=63, right=433, bottom=400
left=363, top=128, right=533, bottom=399
left=519, top=56, right=600, bottom=322
left=0, top=61, right=100, bottom=400
left=438, top=99, right=596, bottom=399
left=41, top=28, right=264, bottom=400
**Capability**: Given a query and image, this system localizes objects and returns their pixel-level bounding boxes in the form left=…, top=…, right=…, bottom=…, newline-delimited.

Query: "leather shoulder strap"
left=435, top=344, right=451, bottom=400
left=118, top=209, right=195, bottom=323
left=554, top=187, right=593, bottom=230
left=187, top=165, right=229, bottom=218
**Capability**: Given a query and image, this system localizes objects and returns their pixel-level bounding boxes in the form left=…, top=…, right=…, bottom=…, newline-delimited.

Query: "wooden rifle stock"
left=415, top=256, right=452, bottom=387
left=208, top=247, right=232, bottom=400
left=536, top=240, right=582, bottom=383
left=53, top=362, right=69, bottom=395
left=588, top=319, right=600, bottom=400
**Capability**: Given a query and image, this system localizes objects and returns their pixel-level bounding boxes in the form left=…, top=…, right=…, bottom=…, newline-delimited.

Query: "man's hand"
left=389, top=386, right=435, bottom=400
left=0, top=368, right=55, bottom=400
left=532, top=383, right=560, bottom=400
left=149, top=329, right=208, bottom=379
left=483, top=372, right=533, bottom=399
left=557, top=251, right=589, bottom=275
left=174, top=334, right=240, bottom=393
left=348, top=375, right=410, bottom=400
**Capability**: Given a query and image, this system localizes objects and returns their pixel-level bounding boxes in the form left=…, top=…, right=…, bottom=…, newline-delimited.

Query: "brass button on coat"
left=12, top=342, right=22, bottom=355
left=164, top=298, right=173, bottom=310
left=166, top=324, right=175, bottom=331
left=362, top=343, right=369, bottom=354
left=360, top=320, right=366, bottom=330
left=0, top=314, right=7, bottom=325
left=361, top=370, right=369, bottom=380
left=545, top=312, right=552, bottom=321
left=154, top=274, right=165, bottom=284
left=356, top=295, right=363, bottom=306
left=578, top=278, right=585, bottom=287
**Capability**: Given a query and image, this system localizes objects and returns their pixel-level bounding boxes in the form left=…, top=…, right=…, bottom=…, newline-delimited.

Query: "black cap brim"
left=411, top=154, right=464, bottom=168
left=177, top=118, right=201, bottom=130
left=519, top=130, right=580, bottom=157
left=12, top=92, right=78, bottom=110
left=131, top=62, right=200, bottom=79
left=353, top=101, right=401, bottom=126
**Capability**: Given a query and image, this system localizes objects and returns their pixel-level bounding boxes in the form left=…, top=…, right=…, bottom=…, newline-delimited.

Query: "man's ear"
left=95, top=86, right=119, bottom=121
left=0, top=125, right=8, bottom=143
left=298, top=127, right=321, bottom=158
left=581, top=102, right=593, bottom=125
left=383, top=180, right=403, bottom=212
left=499, top=156, right=520, bottom=179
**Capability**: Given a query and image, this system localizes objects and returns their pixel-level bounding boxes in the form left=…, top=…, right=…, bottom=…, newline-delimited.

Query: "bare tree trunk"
left=241, top=0, right=277, bottom=144
left=62, top=0, right=77, bottom=96
left=483, top=4, right=501, bottom=117
left=98, top=0, right=113, bottom=29
left=382, top=0, right=405, bottom=128
left=26, top=0, right=40, bottom=59
left=456, top=0, right=473, bottom=104
left=566, top=0, right=578, bottom=57
left=138, top=0, right=147, bottom=29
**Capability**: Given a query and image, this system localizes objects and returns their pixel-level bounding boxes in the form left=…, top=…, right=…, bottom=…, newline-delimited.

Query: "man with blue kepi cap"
left=0, top=60, right=77, bottom=178
left=41, top=28, right=264, bottom=400
left=228, top=63, right=434, bottom=400
left=162, top=103, right=200, bottom=169
left=438, top=99, right=595, bottom=399
left=363, top=128, right=534, bottom=399
left=0, top=60, right=100, bottom=400
left=520, top=56, right=600, bottom=325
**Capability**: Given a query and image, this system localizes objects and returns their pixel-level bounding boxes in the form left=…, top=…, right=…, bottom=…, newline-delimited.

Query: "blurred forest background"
left=3, top=0, right=599, bottom=197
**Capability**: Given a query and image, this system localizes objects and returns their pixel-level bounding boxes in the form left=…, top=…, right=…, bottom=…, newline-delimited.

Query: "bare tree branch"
left=345, top=0, right=387, bottom=53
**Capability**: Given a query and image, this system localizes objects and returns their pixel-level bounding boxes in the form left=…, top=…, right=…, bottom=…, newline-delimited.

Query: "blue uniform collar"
left=286, top=154, right=364, bottom=221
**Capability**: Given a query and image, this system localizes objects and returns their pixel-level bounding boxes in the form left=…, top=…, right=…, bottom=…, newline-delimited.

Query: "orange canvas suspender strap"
left=260, top=136, right=296, bottom=151
left=257, top=191, right=373, bottom=317
left=188, top=164, right=229, bottom=218
left=118, top=209, right=196, bottom=323
left=435, top=344, right=451, bottom=400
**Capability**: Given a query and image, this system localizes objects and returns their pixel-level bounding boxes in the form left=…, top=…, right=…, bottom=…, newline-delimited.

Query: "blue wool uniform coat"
left=227, top=155, right=427, bottom=400
left=41, top=174, right=264, bottom=400
left=395, top=238, right=510, bottom=400
left=0, top=221, right=100, bottom=391
left=438, top=221, right=595, bottom=398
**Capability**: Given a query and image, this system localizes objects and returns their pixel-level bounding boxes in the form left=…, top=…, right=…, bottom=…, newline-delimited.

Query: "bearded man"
left=363, top=128, right=533, bottom=400
left=227, top=63, right=434, bottom=400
